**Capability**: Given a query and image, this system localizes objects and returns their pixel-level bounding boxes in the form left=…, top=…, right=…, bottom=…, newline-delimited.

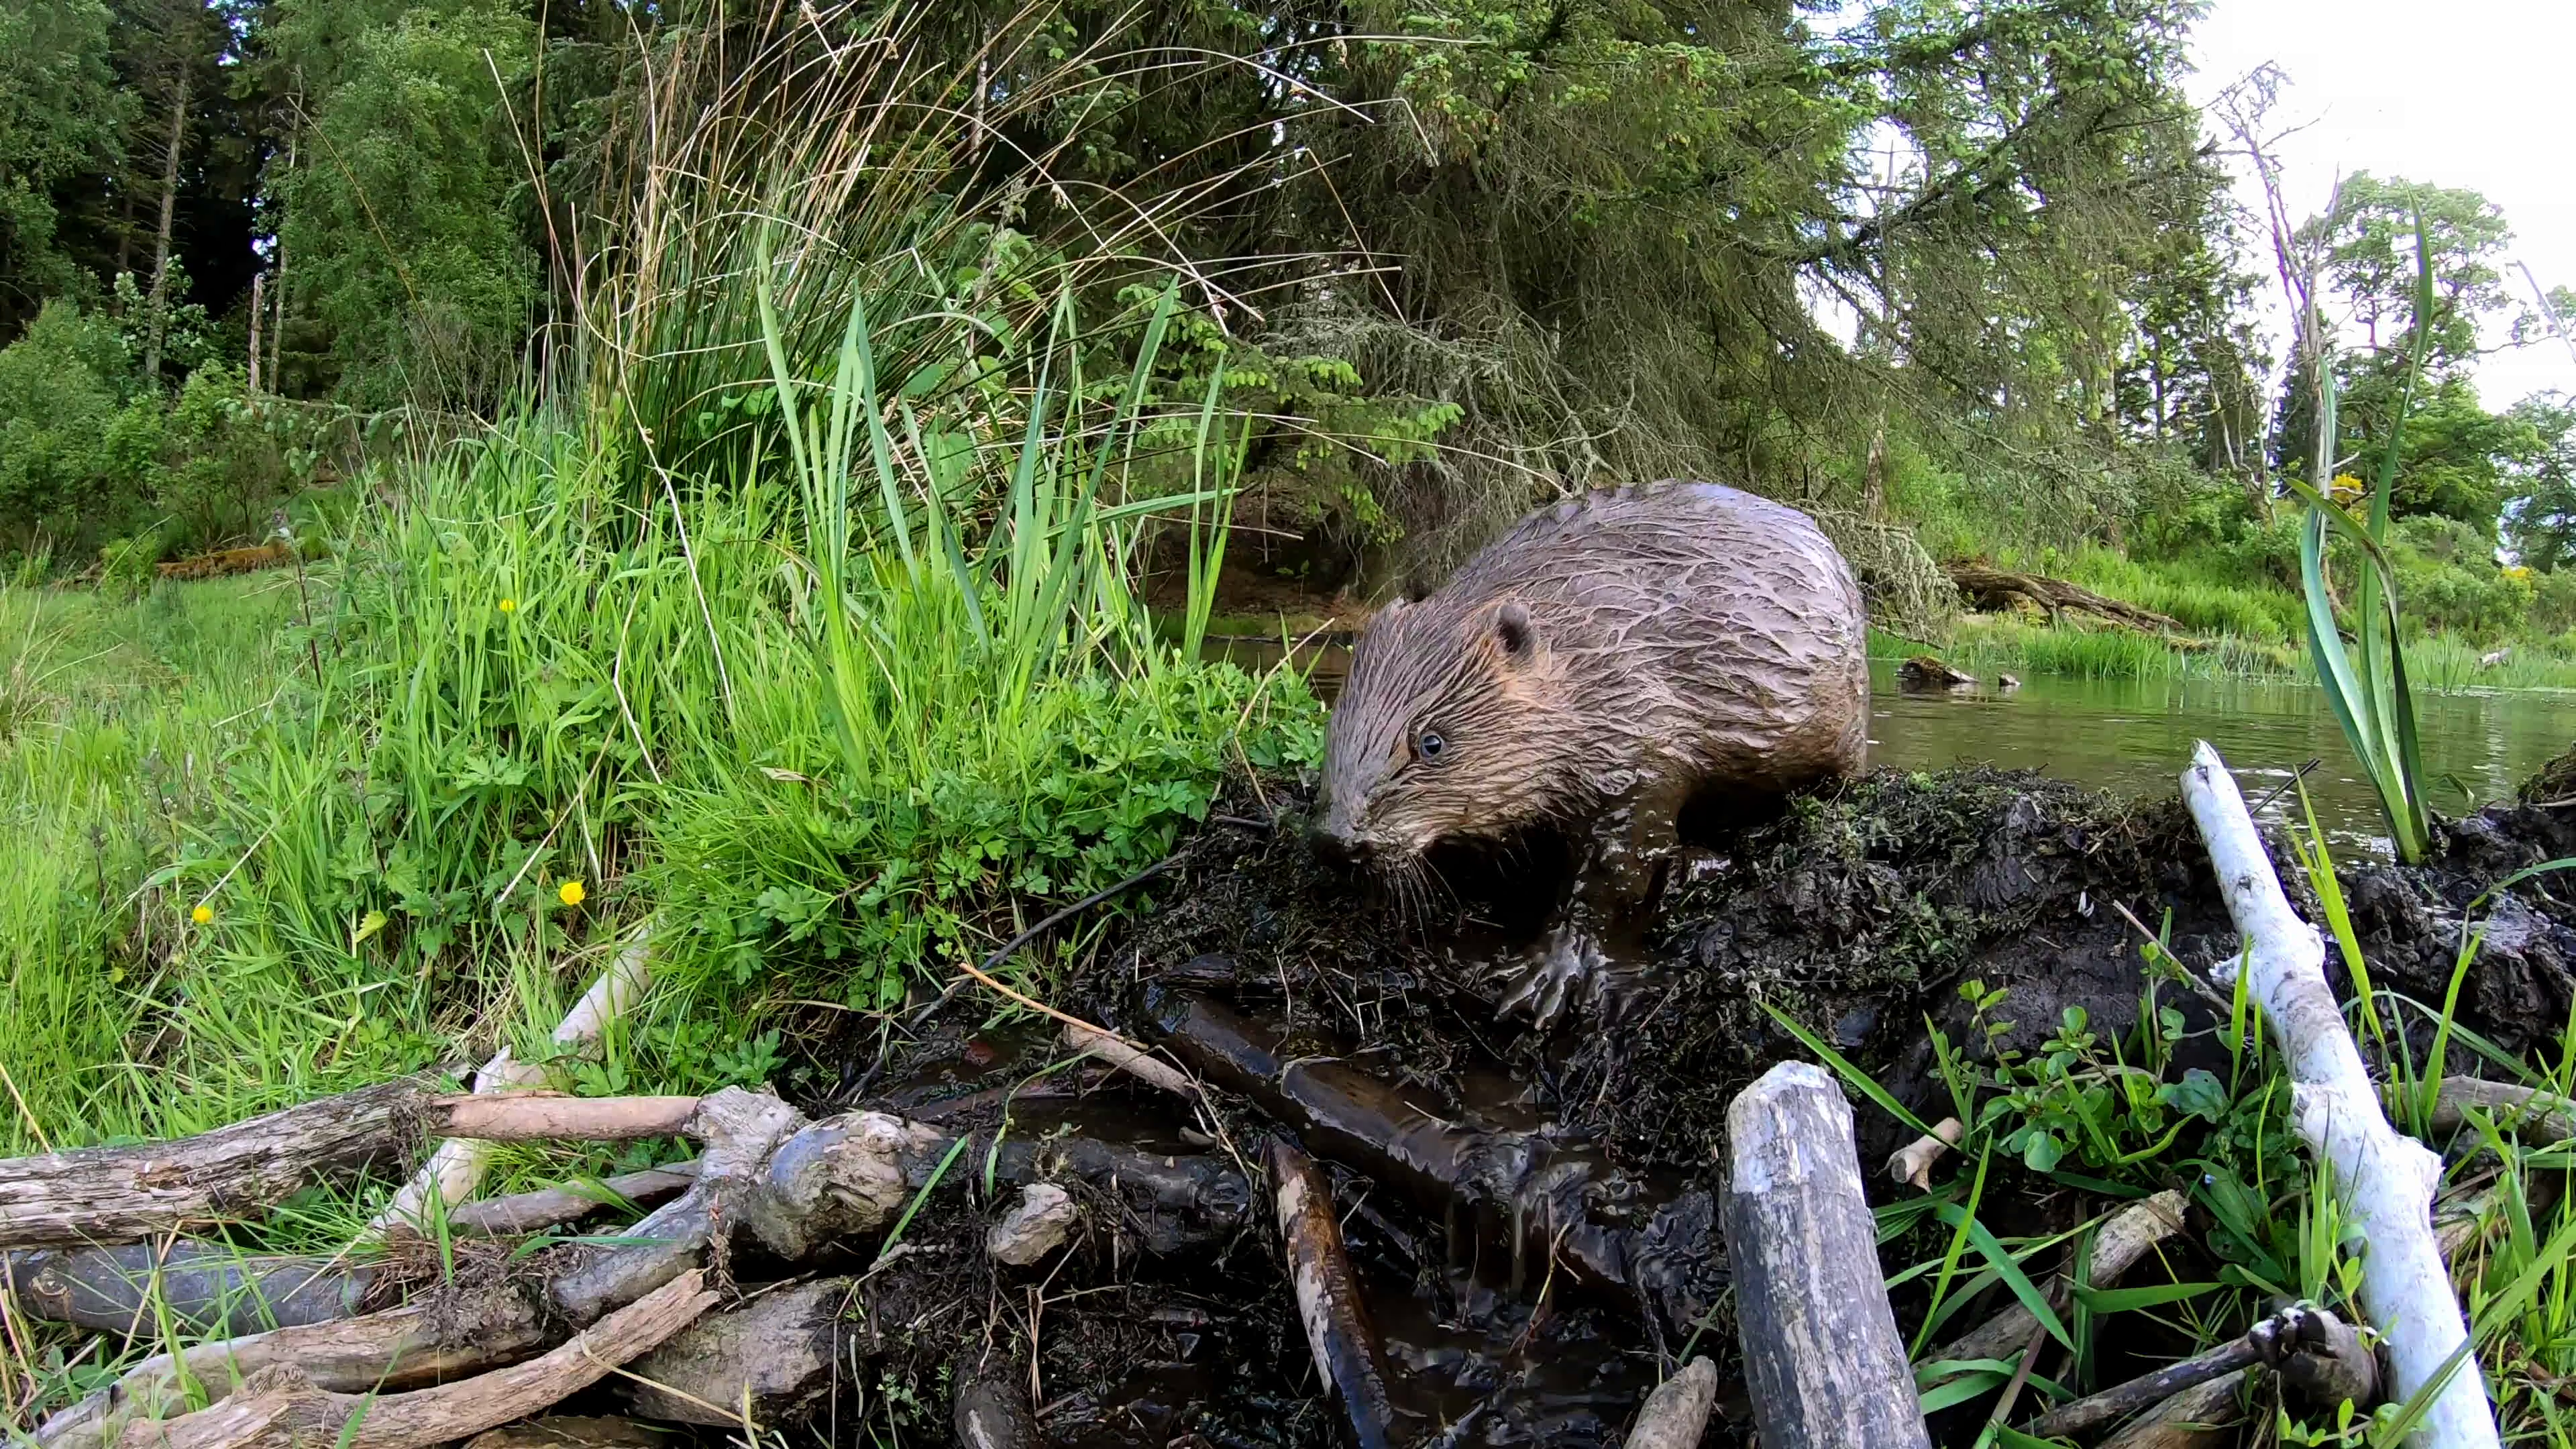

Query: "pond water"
left=1214, top=636, right=2576, bottom=855
left=1863, top=661, right=2576, bottom=853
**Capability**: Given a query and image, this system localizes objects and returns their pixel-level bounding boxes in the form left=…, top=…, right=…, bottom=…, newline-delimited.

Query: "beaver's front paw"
left=1498, top=927, right=1646, bottom=1028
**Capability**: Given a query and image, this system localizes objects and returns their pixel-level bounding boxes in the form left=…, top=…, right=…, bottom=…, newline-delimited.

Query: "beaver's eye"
left=1416, top=730, right=1446, bottom=761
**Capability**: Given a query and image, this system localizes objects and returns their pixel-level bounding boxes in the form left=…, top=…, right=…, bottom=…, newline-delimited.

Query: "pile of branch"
left=1946, top=561, right=2188, bottom=635
left=5, top=1082, right=1250, bottom=1449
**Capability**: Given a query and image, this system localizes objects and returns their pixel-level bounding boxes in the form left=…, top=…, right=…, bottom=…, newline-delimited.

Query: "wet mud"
left=772, top=761, right=2576, bottom=1446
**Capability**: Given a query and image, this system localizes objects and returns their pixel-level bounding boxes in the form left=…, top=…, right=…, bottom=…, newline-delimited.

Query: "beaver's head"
left=1316, top=594, right=1576, bottom=867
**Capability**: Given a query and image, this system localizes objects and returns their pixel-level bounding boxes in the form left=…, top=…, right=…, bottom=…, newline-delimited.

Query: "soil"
left=767, top=757, right=2576, bottom=1448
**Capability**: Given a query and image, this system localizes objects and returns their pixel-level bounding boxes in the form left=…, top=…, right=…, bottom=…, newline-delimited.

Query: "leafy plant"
left=2284, top=209, right=2438, bottom=862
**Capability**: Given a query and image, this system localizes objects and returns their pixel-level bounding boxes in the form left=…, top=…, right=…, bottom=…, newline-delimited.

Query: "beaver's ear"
left=1491, top=600, right=1536, bottom=665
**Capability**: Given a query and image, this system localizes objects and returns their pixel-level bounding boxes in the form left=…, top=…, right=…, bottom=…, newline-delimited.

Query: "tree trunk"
left=1723, top=1061, right=1931, bottom=1449
left=248, top=273, right=264, bottom=392
left=267, top=109, right=297, bottom=392
left=142, top=59, right=189, bottom=388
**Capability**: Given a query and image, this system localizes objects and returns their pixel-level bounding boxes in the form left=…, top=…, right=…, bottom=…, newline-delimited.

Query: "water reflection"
left=1864, top=661, right=2576, bottom=854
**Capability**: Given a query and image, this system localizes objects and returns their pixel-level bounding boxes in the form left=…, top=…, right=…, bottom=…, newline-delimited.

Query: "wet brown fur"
left=1318, top=480, right=1869, bottom=861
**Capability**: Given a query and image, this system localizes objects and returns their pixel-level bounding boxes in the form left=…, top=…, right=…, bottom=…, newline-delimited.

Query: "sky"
left=2186, top=0, right=2576, bottom=411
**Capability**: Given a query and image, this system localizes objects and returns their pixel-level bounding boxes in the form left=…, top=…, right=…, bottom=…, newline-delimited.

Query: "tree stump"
left=1723, top=1061, right=1930, bottom=1449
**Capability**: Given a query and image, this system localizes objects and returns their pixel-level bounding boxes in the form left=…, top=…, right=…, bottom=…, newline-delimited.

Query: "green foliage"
left=0, top=0, right=123, bottom=318
left=0, top=300, right=160, bottom=550
left=279, top=3, right=541, bottom=411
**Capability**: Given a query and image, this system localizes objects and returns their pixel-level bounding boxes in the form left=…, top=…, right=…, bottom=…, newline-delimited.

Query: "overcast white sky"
left=2186, top=0, right=2576, bottom=410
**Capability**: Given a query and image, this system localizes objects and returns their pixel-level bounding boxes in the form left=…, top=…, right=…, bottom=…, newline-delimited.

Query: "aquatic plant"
left=2286, top=211, right=2438, bottom=863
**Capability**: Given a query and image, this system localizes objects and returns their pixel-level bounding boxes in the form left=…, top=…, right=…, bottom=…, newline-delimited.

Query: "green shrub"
left=0, top=300, right=159, bottom=550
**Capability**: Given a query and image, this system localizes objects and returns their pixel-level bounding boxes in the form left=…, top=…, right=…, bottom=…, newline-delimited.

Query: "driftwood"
left=2428, top=1076, right=2576, bottom=1144
left=1897, top=655, right=1977, bottom=692
left=617, top=1279, right=858, bottom=1427
left=2097, top=1370, right=2251, bottom=1449
left=2183, top=741, right=2496, bottom=1447
left=8, top=1243, right=376, bottom=1336
left=0, top=1079, right=437, bottom=1250
left=2031, top=1303, right=2371, bottom=1440
left=36, top=1285, right=547, bottom=1449
left=1149, top=987, right=1716, bottom=1332
left=1059, top=1022, right=1196, bottom=1097
left=1723, top=1061, right=1931, bottom=1449
left=446, top=1161, right=700, bottom=1236
left=112, top=1271, right=714, bottom=1449
left=1947, top=562, right=2186, bottom=634
left=1928, top=1189, right=2187, bottom=1369
left=424, top=1094, right=703, bottom=1142
left=1270, top=1138, right=1402, bottom=1449
left=1621, top=1357, right=1719, bottom=1449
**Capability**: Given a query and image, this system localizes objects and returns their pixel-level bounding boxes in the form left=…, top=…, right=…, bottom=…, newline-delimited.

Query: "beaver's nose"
left=1309, top=815, right=1367, bottom=867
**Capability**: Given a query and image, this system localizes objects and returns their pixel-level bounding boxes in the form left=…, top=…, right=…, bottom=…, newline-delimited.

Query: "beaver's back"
left=1452, top=480, right=1867, bottom=792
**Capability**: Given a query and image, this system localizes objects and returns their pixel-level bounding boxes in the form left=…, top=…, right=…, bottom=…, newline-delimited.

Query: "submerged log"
left=1897, top=655, right=1977, bottom=692
left=1723, top=1061, right=1930, bottom=1449
left=1146, top=987, right=1717, bottom=1334
left=1269, top=1139, right=1402, bottom=1449
left=952, top=1374, right=1040, bottom=1449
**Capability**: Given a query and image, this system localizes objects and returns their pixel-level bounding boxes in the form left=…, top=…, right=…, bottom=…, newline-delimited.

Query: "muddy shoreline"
left=778, top=761, right=2576, bottom=1446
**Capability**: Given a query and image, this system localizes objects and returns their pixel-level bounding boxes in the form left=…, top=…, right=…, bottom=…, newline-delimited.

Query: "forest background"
left=6, top=0, right=2576, bottom=665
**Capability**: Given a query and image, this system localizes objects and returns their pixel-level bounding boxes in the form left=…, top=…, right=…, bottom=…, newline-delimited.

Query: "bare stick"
left=1058, top=1022, right=1196, bottom=1098
left=1885, top=1118, right=1962, bottom=1191
left=2096, top=1368, right=2251, bottom=1449
left=1269, top=1138, right=1401, bottom=1449
left=0, top=1079, right=431, bottom=1250
left=445, top=1162, right=699, bottom=1236
left=425, top=1094, right=702, bottom=1142
left=1929, top=1190, right=2186, bottom=1368
left=1725, top=1061, right=1930, bottom=1449
left=2428, top=1077, right=2576, bottom=1144
left=2182, top=741, right=2496, bottom=1448
left=113, top=1270, right=715, bottom=1449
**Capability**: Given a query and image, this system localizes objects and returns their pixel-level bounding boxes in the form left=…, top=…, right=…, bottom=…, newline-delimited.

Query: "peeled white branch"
left=370, top=924, right=654, bottom=1235
left=2182, top=741, right=2496, bottom=1448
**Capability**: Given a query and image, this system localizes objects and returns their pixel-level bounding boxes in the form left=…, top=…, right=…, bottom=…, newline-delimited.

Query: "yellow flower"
left=2506, top=565, right=2534, bottom=581
left=498, top=598, right=517, bottom=614
left=558, top=879, right=586, bottom=906
left=191, top=902, right=213, bottom=924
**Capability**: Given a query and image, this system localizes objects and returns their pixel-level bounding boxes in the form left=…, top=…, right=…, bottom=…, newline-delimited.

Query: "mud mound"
left=801, top=763, right=2576, bottom=1446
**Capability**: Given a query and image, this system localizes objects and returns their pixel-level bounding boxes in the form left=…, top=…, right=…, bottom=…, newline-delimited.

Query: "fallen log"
left=1270, top=1138, right=1402, bottom=1449
left=616, top=1279, right=858, bottom=1427
left=2182, top=741, right=2496, bottom=1448
left=1725, top=1061, right=1929, bottom=1449
left=0, top=1079, right=435, bottom=1250
left=7, top=1242, right=376, bottom=1336
left=1947, top=562, right=2186, bottom=635
left=1621, top=1357, right=1718, bottom=1449
left=113, top=1269, right=714, bottom=1449
left=35, top=1285, right=547, bottom=1449
left=1146, top=987, right=1717, bottom=1334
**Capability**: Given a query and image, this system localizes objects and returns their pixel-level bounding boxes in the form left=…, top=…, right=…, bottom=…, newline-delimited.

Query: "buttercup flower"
left=499, top=598, right=518, bottom=614
left=559, top=879, right=586, bottom=906
left=191, top=902, right=213, bottom=924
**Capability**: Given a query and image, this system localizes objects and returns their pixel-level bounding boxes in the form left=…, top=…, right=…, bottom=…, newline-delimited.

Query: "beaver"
left=1314, top=480, right=1870, bottom=1022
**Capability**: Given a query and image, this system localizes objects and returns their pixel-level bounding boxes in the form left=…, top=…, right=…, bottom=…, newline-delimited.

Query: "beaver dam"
left=12, top=759, right=2576, bottom=1446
